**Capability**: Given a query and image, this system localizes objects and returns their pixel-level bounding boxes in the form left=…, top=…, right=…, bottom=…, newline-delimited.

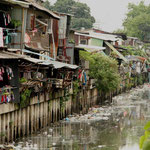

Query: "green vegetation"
left=140, top=121, right=150, bottom=150
left=11, top=19, right=22, bottom=28
left=80, top=51, right=121, bottom=93
left=19, top=77, right=27, bottom=83
left=60, top=88, right=70, bottom=111
left=121, top=45, right=148, bottom=58
left=123, top=1, right=150, bottom=41
left=43, top=0, right=53, bottom=10
left=20, top=89, right=32, bottom=108
left=43, top=0, right=95, bottom=29
left=72, top=80, right=80, bottom=101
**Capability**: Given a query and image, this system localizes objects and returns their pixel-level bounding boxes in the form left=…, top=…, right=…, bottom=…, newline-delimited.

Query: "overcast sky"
left=50, top=0, right=150, bottom=32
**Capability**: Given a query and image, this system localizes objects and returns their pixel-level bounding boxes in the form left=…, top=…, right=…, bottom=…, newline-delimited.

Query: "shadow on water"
left=15, top=85, right=150, bottom=150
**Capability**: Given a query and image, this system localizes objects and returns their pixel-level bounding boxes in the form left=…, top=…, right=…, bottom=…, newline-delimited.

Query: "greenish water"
left=15, top=85, right=150, bottom=150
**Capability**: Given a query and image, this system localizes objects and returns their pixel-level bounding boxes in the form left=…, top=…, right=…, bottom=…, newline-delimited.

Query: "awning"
left=39, top=60, right=78, bottom=69
left=105, top=41, right=128, bottom=62
left=1, top=0, right=29, bottom=8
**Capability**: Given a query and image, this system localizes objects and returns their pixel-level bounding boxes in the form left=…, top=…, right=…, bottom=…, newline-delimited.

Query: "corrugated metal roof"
left=22, top=49, right=54, bottom=60
left=23, top=0, right=60, bottom=20
left=75, top=32, right=118, bottom=42
left=39, top=60, right=78, bottom=69
left=1, top=0, right=29, bottom=8
left=0, top=51, right=78, bottom=69
left=0, top=51, right=45, bottom=63
left=2, top=0, right=59, bottom=19
left=23, top=57, right=45, bottom=64
left=0, top=51, right=20, bottom=59
left=75, top=44, right=106, bottom=51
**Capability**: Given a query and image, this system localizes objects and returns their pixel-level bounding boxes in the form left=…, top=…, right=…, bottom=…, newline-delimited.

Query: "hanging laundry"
left=6, top=14, right=11, bottom=26
left=0, top=67, right=4, bottom=81
left=0, top=12, right=6, bottom=27
left=0, top=87, right=15, bottom=103
left=0, top=12, right=11, bottom=28
left=6, top=66, right=14, bottom=80
left=83, top=71, right=87, bottom=85
left=0, top=28, right=4, bottom=47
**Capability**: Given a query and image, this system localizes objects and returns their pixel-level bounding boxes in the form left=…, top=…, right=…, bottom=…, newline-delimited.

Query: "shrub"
left=80, top=51, right=121, bottom=93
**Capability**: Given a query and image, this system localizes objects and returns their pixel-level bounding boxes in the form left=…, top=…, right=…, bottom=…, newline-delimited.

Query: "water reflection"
left=15, top=85, right=150, bottom=150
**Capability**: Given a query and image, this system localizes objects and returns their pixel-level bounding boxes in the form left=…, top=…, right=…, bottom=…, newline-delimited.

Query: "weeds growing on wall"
left=72, top=80, right=80, bottom=101
left=20, top=88, right=32, bottom=108
left=60, top=88, right=70, bottom=111
left=80, top=51, right=121, bottom=93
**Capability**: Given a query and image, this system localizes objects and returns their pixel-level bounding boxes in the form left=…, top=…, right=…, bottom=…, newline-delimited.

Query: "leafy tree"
left=43, top=0, right=95, bottom=29
left=80, top=51, right=120, bottom=93
left=123, top=1, right=150, bottom=41
left=53, top=0, right=75, bottom=14
left=43, top=0, right=53, bottom=10
left=72, top=18, right=93, bottom=29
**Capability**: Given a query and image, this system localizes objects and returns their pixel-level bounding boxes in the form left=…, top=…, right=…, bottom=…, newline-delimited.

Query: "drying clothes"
left=3, top=29, right=11, bottom=45
left=78, top=69, right=87, bottom=86
left=5, top=14, right=11, bottom=26
left=0, top=12, right=6, bottom=27
left=136, top=62, right=141, bottom=74
left=0, top=28, right=4, bottom=47
left=0, top=67, right=4, bottom=81
left=0, top=12, right=11, bottom=28
left=83, top=72, right=87, bottom=85
left=0, top=87, right=15, bottom=103
left=78, top=69, right=82, bottom=80
left=80, top=70, right=84, bottom=82
left=6, top=66, right=14, bottom=80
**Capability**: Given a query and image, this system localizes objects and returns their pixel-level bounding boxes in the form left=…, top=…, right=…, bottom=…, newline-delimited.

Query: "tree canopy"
left=43, top=0, right=95, bottom=30
left=80, top=51, right=121, bottom=93
left=123, top=1, right=150, bottom=41
left=43, top=0, right=53, bottom=10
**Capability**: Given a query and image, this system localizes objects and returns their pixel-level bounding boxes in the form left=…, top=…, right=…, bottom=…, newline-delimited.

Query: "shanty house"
left=21, top=0, right=60, bottom=60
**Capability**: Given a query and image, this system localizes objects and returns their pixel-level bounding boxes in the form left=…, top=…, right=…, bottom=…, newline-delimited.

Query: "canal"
left=14, top=84, right=150, bottom=150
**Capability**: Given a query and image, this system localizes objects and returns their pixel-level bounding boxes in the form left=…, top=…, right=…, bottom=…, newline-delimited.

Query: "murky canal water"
left=15, top=84, right=150, bottom=150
